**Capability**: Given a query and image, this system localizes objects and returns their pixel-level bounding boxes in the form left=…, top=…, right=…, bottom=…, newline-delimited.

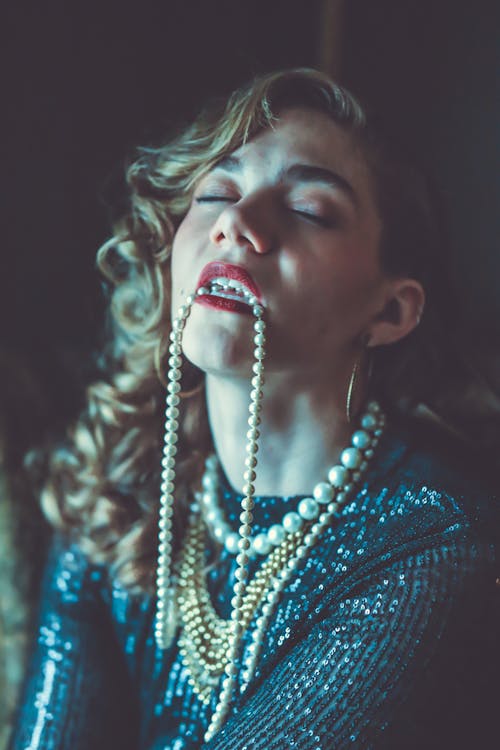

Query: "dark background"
left=2, top=0, right=499, bottom=451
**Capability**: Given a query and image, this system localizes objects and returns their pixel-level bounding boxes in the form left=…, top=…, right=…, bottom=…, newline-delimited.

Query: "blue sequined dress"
left=9, top=420, right=499, bottom=749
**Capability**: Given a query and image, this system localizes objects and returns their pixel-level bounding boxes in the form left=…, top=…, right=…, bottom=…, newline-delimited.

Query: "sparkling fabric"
left=9, top=419, right=499, bottom=749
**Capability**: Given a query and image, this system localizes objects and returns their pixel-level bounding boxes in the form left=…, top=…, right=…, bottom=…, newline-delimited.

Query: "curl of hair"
left=40, top=68, right=499, bottom=592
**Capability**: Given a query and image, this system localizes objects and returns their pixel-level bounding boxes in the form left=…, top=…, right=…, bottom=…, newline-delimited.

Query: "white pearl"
left=341, top=447, right=362, bottom=469
left=202, top=473, right=217, bottom=490
left=328, top=464, right=348, bottom=487
left=206, top=508, right=223, bottom=524
left=267, top=524, right=285, bottom=546
left=254, top=320, right=265, bottom=333
left=205, top=455, right=218, bottom=471
left=254, top=333, right=266, bottom=346
left=361, top=413, right=377, bottom=430
left=352, top=429, right=371, bottom=449
left=201, top=491, right=216, bottom=508
left=313, top=481, right=334, bottom=504
left=282, top=511, right=303, bottom=533
left=253, top=533, right=272, bottom=555
left=298, top=497, right=319, bottom=521
left=225, top=533, right=239, bottom=554
left=213, top=525, right=226, bottom=542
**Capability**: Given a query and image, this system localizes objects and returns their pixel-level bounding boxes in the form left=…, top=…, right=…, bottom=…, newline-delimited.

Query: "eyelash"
left=195, top=195, right=234, bottom=204
left=291, top=209, right=334, bottom=229
left=195, top=195, right=335, bottom=229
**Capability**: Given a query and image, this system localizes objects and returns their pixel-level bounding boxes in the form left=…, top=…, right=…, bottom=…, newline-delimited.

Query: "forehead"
left=213, top=107, right=377, bottom=206
left=240, top=108, right=358, bottom=162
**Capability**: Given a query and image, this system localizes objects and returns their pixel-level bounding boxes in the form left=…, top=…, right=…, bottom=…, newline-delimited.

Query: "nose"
left=209, top=199, right=275, bottom=255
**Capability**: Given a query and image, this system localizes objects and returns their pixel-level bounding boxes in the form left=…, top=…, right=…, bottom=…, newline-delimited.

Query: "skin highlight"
left=171, top=108, right=424, bottom=495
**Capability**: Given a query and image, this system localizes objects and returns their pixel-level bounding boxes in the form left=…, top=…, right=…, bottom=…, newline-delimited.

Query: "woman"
left=11, top=69, right=499, bottom=749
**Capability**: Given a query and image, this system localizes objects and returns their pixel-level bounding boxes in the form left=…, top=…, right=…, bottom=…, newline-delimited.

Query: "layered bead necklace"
left=154, top=279, right=386, bottom=742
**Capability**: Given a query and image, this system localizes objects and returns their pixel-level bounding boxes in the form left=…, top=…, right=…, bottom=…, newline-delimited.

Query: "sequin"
left=9, top=420, right=500, bottom=749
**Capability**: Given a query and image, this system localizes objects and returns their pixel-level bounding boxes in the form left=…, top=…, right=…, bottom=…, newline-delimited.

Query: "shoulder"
left=368, top=413, right=499, bottom=548
left=37, top=535, right=109, bottom=614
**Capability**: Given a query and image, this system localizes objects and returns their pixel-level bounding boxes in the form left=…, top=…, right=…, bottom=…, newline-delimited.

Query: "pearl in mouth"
left=197, top=276, right=260, bottom=307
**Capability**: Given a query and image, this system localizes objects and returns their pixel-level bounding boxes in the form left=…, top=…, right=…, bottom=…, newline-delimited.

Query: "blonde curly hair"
left=39, top=68, right=499, bottom=592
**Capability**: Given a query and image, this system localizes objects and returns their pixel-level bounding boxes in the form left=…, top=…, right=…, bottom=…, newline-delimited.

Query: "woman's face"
left=171, top=107, right=391, bottom=383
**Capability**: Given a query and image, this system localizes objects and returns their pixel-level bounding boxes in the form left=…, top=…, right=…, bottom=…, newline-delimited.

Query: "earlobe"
left=366, top=279, right=425, bottom=348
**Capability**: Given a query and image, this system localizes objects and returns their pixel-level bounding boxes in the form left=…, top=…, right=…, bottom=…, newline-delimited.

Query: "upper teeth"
left=198, top=276, right=257, bottom=305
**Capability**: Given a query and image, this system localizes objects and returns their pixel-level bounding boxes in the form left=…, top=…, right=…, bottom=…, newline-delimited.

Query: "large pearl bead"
left=252, top=533, right=272, bottom=556
left=328, top=464, right=348, bottom=487
left=298, top=497, right=319, bottom=521
left=352, top=429, right=371, bottom=449
left=267, top=524, right=285, bottom=546
left=341, top=447, right=362, bottom=469
left=313, top=481, right=334, bottom=504
left=282, top=511, right=303, bottom=533
left=361, top=413, right=377, bottom=431
left=225, top=533, right=240, bottom=554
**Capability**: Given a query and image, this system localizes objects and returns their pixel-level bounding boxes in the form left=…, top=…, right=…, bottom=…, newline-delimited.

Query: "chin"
left=181, top=319, right=254, bottom=378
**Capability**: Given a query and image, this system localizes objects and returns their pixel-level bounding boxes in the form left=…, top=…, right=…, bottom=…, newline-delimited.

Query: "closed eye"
left=291, top=209, right=335, bottom=229
left=195, top=195, right=236, bottom=204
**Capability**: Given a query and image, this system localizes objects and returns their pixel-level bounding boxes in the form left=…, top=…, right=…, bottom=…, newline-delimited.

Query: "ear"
left=366, top=279, right=425, bottom=348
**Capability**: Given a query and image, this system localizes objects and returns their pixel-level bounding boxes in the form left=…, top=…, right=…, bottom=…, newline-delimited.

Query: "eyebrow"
left=212, top=155, right=358, bottom=208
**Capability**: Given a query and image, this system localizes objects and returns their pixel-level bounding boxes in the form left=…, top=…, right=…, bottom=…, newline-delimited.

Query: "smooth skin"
left=171, top=108, right=424, bottom=495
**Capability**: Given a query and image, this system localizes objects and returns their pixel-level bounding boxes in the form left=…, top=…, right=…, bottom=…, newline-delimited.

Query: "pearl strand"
left=152, top=276, right=267, bottom=740
left=240, top=407, right=385, bottom=690
left=154, top=293, right=196, bottom=649
left=204, top=299, right=266, bottom=742
left=199, top=403, right=384, bottom=557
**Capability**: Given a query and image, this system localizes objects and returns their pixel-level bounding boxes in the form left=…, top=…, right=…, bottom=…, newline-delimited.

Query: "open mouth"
left=195, top=262, right=263, bottom=315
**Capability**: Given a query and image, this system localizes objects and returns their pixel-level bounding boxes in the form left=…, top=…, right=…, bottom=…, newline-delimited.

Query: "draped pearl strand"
left=154, top=281, right=265, bottom=662
left=154, top=280, right=385, bottom=742
left=199, top=404, right=383, bottom=558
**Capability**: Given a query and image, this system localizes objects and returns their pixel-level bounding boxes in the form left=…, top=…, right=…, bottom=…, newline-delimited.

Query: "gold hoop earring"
left=346, top=357, right=360, bottom=424
left=346, top=346, right=372, bottom=423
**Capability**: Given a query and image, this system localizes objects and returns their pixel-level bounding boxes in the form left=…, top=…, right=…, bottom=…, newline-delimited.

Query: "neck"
left=206, top=369, right=355, bottom=496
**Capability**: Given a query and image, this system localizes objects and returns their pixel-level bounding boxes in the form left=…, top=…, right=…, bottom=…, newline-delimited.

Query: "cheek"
left=171, top=218, right=201, bottom=297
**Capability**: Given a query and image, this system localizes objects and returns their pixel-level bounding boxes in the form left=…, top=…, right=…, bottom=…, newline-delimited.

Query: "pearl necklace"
left=199, top=403, right=383, bottom=558
left=154, top=278, right=385, bottom=742
left=176, top=401, right=384, bottom=711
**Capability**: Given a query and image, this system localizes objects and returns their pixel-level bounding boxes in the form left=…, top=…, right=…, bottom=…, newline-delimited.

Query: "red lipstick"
left=195, top=262, right=262, bottom=315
